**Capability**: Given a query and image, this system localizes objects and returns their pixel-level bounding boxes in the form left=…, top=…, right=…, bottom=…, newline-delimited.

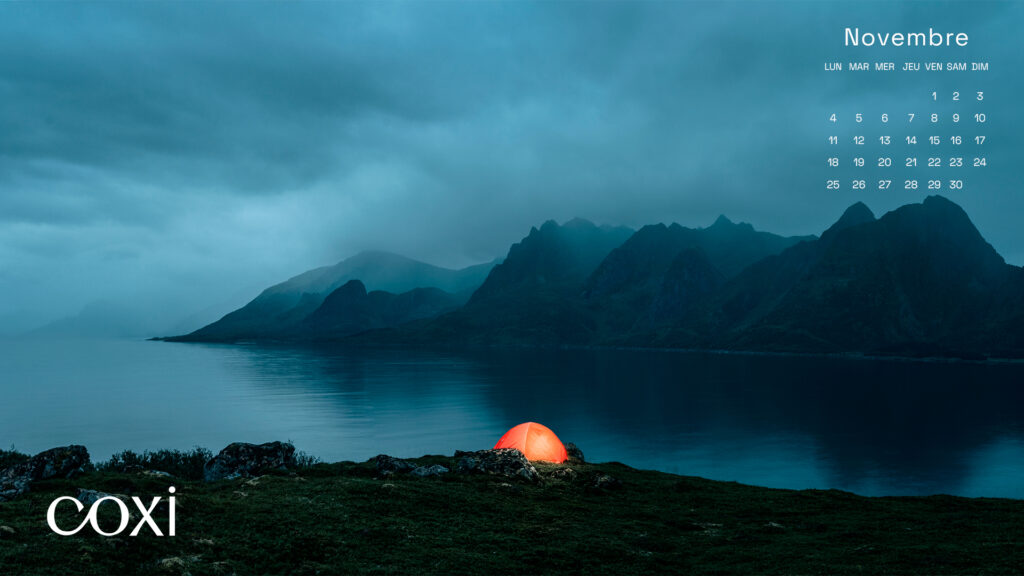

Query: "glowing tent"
left=494, top=422, right=569, bottom=463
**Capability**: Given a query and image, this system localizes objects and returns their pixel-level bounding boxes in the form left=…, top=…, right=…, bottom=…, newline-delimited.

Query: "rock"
left=155, top=555, right=200, bottom=574
left=142, top=470, right=173, bottom=478
left=77, top=488, right=167, bottom=516
left=565, top=442, right=585, bottom=463
left=453, top=449, right=540, bottom=482
left=0, top=525, right=15, bottom=537
left=203, top=441, right=296, bottom=482
left=0, top=480, right=28, bottom=503
left=77, top=489, right=119, bottom=507
left=591, top=473, right=622, bottom=491
left=547, top=467, right=578, bottom=482
left=0, top=445, right=90, bottom=502
left=373, top=454, right=415, bottom=476
left=157, top=557, right=187, bottom=570
left=410, top=464, right=449, bottom=477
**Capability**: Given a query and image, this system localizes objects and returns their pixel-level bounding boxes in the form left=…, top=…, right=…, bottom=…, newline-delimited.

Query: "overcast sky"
left=1, top=1, right=1021, bottom=335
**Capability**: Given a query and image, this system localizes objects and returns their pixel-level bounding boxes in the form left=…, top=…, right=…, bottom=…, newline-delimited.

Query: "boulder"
left=373, top=454, right=415, bottom=476
left=454, top=448, right=540, bottom=482
left=410, top=464, right=449, bottom=477
left=0, top=445, right=90, bottom=502
left=590, top=473, right=622, bottom=491
left=75, top=488, right=162, bottom=517
left=77, top=488, right=117, bottom=507
left=547, top=467, right=578, bottom=482
left=155, top=555, right=201, bottom=575
left=203, top=441, right=296, bottom=482
left=565, top=443, right=585, bottom=463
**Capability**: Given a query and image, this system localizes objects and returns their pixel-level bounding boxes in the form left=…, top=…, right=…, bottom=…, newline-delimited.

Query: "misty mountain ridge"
left=418, top=218, right=637, bottom=346
left=167, top=250, right=499, bottom=342
left=469, top=218, right=635, bottom=303
left=646, top=196, right=1024, bottom=357
left=581, top=214, right=814, bottom=336
left=164, top=198, right=1024, bottom=359
left=295, top=279, right=466, bottom=340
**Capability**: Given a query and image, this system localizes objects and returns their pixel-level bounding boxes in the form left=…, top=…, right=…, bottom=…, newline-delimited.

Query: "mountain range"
left=168, top=251, right=497, bottom=342
left=162, top=196, right=1024, bottom=359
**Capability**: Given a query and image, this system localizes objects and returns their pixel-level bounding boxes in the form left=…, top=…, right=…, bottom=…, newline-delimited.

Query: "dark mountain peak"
left=301, top=281, right=464, bottom=340
left=922, top=194, right=958, bottom=210
left=538, top=220, right=560, bottom=233
left=711, top=215, right=733, bottom=228
left=470, top=218, right=633, bottom=303
left=528, top=218, right=603, bottom=238
left=708, top=214, right=757, bottom=234
left=916, top=195, right=980, bottom=232
left=522, top=218, right=616, bottom=244
left=885, top=195, right=984, bottom=239
left=894, top=194, right=964, bottom=221
left=839, top=201, right=875, bottom=225
left=722, top=194, right=1011, bottom=354
left=585, top=212, right=811, bottom=302
left=822, top=201, right=876, bottom=240
left=315, top=281, right=369, bottom=316
left=868, top=196, right=1004, bottom=274
left=633, top=223, right=670, bottom=238
left=333, top=279, right=367, bottom=299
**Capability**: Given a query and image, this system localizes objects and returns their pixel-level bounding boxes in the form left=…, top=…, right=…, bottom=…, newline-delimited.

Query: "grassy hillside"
left=2, top=452, right=1024, bottom=575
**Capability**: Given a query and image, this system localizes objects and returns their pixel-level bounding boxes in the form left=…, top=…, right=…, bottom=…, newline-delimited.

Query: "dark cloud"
left=0, top=1, right=1021, bottom=334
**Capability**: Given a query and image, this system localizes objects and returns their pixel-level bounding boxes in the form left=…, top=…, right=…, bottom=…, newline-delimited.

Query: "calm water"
left=3, top=338, right=1024, bottom=498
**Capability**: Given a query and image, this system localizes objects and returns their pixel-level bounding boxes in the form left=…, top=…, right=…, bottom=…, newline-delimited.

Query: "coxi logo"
left=46, top=487, right=177, bottom=537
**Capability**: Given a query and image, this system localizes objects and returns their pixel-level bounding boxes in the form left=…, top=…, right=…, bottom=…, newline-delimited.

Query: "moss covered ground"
left=2, top=453, right=1023, bottom=575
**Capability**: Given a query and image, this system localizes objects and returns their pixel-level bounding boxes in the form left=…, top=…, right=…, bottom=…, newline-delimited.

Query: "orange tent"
left=494, top=422, right=568, bottom=463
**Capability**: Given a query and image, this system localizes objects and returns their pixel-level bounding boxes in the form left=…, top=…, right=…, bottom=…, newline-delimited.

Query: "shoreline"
left=4, top=445, right=1024, bottom=574
left=6, top=442, right=1024, bottom=502
left=151, top=335, right=1024, bottom=365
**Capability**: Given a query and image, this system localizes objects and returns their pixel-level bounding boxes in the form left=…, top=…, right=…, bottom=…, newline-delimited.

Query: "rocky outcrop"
left=547, top=467, right=578, bottom=482
left=410, top=465, right=449, bottom=477
left=203, top=442, right=296, bottom=482
left=0, top=445, right=90, bottom=502
left=454, top=448, right=540, bottom=482
left=565, top=443, right=585, bottom=464
left=77, top=488, right=119, bottom=507
left=590, top=473, right=622, bottom=491
left=373, top=454, right=415, bottom=476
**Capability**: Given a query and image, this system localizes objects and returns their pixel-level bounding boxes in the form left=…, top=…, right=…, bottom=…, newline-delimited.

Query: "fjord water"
left=3, top=339, right=1024, bottom=498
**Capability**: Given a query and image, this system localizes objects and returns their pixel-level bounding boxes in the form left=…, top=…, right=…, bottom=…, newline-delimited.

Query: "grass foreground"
left=2, top=452, right=1024, bottom=575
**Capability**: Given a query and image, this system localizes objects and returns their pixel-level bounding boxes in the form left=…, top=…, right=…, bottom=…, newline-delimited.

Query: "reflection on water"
left=2, top=339, right=1024, bottom=497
